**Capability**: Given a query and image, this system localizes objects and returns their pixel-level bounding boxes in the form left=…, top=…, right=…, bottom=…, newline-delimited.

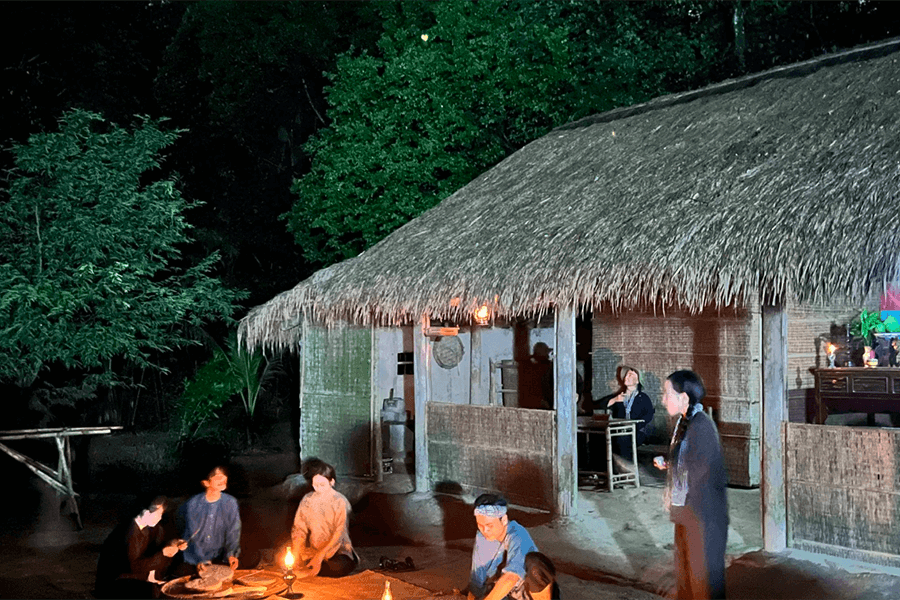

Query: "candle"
left=282, top=546, right=297, bottom=597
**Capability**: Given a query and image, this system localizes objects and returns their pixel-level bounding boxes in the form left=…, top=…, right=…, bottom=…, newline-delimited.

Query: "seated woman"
left=291, top=458, right=359, bottom=578
left=95, top=495, right=187, bottom=599
left=606, top=365, right=655, bottom=465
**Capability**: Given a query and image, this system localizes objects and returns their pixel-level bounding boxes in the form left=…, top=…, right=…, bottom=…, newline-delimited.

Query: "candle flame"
left=284, top=546, right=295, bottom=569
left=827, top=343, right=836, bottom=354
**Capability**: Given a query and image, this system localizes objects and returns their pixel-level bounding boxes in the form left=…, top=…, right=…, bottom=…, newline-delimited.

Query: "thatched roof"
left=242, top=39, right=900, bottom=351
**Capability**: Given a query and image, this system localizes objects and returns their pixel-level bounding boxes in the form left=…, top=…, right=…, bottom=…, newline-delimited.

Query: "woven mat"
left=269, top=570, right=464, bottom=600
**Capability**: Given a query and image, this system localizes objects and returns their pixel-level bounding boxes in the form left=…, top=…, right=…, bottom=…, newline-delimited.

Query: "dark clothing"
left=668, top=410, right=728, bottom=599
left=609, top=390, right=655, bottom=461
left=95, top=520, right=172, bottom=599
left=524, top=552, right=561, bottom=599
left=318, top=553, right=359, bottom=578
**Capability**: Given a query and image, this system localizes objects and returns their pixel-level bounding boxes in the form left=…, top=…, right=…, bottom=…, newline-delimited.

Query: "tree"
left=284, top=1, right=900, bottom=267
left=0, top=109, right=244, bottom=418
left=284, top=1, right=718, bottom=265
left=176, top=331, right=284, bottom=446
left=153, top=1, right=383, bottom=304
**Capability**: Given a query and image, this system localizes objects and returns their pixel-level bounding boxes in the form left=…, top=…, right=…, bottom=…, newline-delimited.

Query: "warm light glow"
left=284, top=546, right=295, bottom=570
left=473, top=304, right=491, bottom=325
left=421, top=34, right=429, bottom=42
left=827, top=343, right=836, bottom=355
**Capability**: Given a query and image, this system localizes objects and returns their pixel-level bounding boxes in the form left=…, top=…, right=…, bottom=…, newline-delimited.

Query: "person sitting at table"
left=291, top=458, right=359, bottom=578
left=176, top=464, right=242, bottom=575
left=468, top=493, right=560, bottom=600
left=95, top=495, right=187, bottom=599
left=606, top=365, right=655, bottom=468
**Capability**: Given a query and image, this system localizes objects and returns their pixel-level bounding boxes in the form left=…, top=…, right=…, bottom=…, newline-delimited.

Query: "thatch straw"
left=241, top=39, right=900, bottom=352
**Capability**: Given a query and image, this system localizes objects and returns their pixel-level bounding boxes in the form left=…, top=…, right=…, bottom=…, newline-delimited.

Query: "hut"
left=241, top=39, right=900, bottom=565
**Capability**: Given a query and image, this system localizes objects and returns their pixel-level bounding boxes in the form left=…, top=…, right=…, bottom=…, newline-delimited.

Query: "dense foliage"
left=0, top=110, right=244, bottom=418
left=176, top=332, right=284, bottom=445
left=2, top=1, right=899, bottom=428
left=286, top=1, right=900, bottom=266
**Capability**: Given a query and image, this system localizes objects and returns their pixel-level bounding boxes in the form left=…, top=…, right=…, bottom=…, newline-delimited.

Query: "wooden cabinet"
left=812, top=367, right=900, bottom=424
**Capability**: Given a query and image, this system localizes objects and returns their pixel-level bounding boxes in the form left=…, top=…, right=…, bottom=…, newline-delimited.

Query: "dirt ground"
left=0, top=449, right=656, bottom=600
left=2, top=437, right=900, bottom=600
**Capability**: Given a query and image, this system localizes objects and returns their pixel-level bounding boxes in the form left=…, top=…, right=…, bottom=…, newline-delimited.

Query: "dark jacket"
left=669, top=410, right=729, bottom=530
left=96, top=519, right=172, bottom=598
left=609, top=390, right=655, bottom=443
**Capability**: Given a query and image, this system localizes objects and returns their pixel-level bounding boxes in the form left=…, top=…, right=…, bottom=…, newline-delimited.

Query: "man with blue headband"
left=468, top=494, right=559, bottom=600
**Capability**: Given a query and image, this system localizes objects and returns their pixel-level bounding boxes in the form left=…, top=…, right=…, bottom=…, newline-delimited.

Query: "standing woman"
left=656, top=370, right=728, bottom=599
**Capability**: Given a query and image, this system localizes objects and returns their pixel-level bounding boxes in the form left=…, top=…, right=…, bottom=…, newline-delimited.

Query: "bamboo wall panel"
left=593, top=307, right=760, bottom=487
left=427, top=403, right=555, bottom=510
left=787, top=423, right=900, bottom=559
left=301, top=322, right=373, bottom=477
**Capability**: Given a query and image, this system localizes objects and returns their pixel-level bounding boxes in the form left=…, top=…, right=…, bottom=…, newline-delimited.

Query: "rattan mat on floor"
left=268, top=570, right=464, bottom=600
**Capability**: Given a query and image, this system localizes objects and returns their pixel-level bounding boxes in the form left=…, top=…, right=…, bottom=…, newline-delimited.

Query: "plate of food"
left=161, top=568, right=286, bottom=599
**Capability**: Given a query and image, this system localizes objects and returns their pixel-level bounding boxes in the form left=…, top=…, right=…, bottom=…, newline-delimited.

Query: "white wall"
left=375, top=322, right=556, bottom=408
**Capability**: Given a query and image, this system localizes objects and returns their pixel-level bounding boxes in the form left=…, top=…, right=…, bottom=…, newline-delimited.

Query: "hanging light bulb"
left=473, top=304, right=491, bottom=325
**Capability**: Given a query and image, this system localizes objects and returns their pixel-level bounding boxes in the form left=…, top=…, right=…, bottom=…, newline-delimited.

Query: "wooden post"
left=470, top=326, right=483, bottom=405
left=414, top=314, right=432, bottom=492
left=372, top=327, right=383, bottom=483
left=555, top=306, right=577, bottom=516
left=761, top=303, right=788, bottom=552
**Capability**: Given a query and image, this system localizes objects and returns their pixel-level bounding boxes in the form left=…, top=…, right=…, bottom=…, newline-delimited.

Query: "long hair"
left=667, top=370, right=706, bottom=461
left=618, top=365, right=643, bottom=393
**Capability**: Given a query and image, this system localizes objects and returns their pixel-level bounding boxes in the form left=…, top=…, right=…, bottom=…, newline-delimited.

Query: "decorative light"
left=473, top=304, right=491, bottom=325
left=827, top=343, right=837, bottom=369
left=421, top=34, right=429, bottom=42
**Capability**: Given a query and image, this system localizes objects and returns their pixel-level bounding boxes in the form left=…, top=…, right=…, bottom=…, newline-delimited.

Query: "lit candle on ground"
left=282, top=546, right=297, bottom=596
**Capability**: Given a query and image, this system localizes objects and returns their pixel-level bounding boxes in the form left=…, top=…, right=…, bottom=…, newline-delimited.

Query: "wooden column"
left=555, top=306, right=577, bottom=516
left=469, top=326, right=483, bottom=405
left=414, top=314, right=432, bottom=492
left=761, top=303, right=788, bottom=552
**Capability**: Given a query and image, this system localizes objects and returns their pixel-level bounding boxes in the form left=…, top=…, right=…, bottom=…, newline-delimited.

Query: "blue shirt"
left=469, top=520, right=537, bottom=600
left=179, top=493, right=241, bottom=565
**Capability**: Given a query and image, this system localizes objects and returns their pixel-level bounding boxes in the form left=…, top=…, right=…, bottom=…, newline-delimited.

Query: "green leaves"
left=176, top=332, right=284, bottom=444
left=284, top=1, right=721, bottom=266
left=286, top=2, right=560, bottom=264
left=851, top=309, right=884, bottom=343
left=0, top=109, right=244, bottom=393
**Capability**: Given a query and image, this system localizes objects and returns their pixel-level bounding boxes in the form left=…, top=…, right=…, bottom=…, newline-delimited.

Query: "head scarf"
left=473, top=504, right=507, bottom=518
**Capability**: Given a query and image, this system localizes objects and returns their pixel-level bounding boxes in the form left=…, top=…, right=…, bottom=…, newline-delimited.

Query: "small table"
left=577, top=417, right=642, bottom=491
